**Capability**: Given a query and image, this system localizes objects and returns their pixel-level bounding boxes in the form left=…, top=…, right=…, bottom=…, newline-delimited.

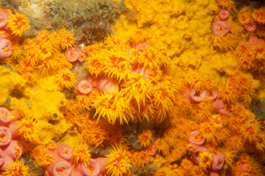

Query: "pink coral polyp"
left=57, top=144, right=73, bottom=160
left=0, top=10, right=9, bottom=29
left=65, top=47, right=79, bottom=62
left=212, top=21, right=231, bottom=36
left=0, top=107, right=10, bottom=125
left=0, top=127, right=12, bottom=146
left=244, top=20, right=257, bottom=32
left=78, top=80, right=92, bottom=94
left=0, top=39, right=12, bottom=59
left=218, top=9, right=230, bottom=21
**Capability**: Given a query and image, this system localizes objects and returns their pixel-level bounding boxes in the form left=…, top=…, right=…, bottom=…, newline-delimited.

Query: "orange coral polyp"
left=7, top=12, right=30, bottom=36
left=56, top=69, right=77, bottom=89
left=138, top=130, right=152, bottom=148
left=252, top=7, right=265, bottom=24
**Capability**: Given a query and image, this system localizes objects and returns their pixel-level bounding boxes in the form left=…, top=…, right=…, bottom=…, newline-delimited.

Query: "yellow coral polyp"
left=198, top=151, right=213, bottom=171
left=71, top=144, right=91, bottom=164
left=7, top=12, right=30, bottom=36
left=122, top=73, right=153, bottom=111
left=130, top=151, right=154, bottom=168
left=93, top=91, right=133, bottom=125
left=2, top=160, right=30, bottom=176
left=238, top=7, right=253, bottom=25
left=252, top=7, right=265, bottom=24
left=56, top=69, right=77, bottom=89
left=216, top=0, right=236, bottom=11
left=86, top=47, right=131, bottom=81
left=81, top=126, right=106, bottom=147
left=58, top=28, right=75, bottom=50
left=18, top=118, right=38, bottom=143
left=131, top=48, right=170, bottom=71
left=138, top=130, right=152, bottom=148
left=105, top=145, right=131, bottom=176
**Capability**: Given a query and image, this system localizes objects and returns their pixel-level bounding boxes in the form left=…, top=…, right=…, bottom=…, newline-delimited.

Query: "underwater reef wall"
left=0, top=0, right=265, bottom=175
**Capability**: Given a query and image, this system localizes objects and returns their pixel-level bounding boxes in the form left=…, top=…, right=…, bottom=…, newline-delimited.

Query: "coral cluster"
left=0, top=107, right=29, bottom=175
left=0, top=0, right=265, bottom=176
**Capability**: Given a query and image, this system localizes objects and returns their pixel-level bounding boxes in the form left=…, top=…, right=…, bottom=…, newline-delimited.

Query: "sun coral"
left=71, top=144, right=91, bottom=164
left=216, top=0, right=236, bottom=11
left=17, top=118, right=38, bottom=143
left=56, top=69, right=77, bottom=89
left=32, top=145, right=54, bottom=166
left=105, top=145, right=131, bottom=176
left=81, top=125, right=106, bottom=147
left=130, top=151, right=154, bottom=168
left=122, top=73, right=153, bottom=111
left=198, top=151, right=213, bottom=171
left=86, top=47, right=131, bottom=82
left=138, top=130, right=152, bottom=148
left=58, top=28, right=75, bottom=50
left=152, top=78, right=177, bottom=122
left=130, top=47, right=170, bottom=72
left=2, top=160, right=30, bottom=176
left=238, top=7, right=253, bottom=25
left=252, top=7, right=265, bottom=24
left=7, top=12, right=30, bottom=37
left=92, top=91, right=133, bottom=125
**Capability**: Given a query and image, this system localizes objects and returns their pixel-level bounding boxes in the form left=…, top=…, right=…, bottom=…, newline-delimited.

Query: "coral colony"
left=0, top=0, right=265, bottom=175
